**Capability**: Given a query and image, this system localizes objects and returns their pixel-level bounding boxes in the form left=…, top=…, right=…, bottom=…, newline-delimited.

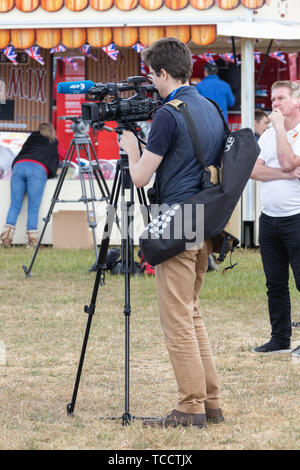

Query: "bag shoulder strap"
left=205, top=97, right=230, bottom=136
left=165, top=99, right=206, bottom=169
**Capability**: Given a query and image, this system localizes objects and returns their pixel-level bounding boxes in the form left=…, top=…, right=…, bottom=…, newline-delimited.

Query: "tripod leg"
left=92, top=161, right=121, bottom=233
left=77, top=162, right=99, bottom=260
left=23, top=146, right=76, bottom=277
left=67, top=303, right=94, bottom=417
left=120, top=176, right=135, bottom=425
left=89, top=142, right=111, bottom=200
left=136, top=187, right=151, bottom=226
left=123, top=317, right=131, bottom=425
left=67, top=166, right=122, bottom=416
left=66, top=218, right=114, bottom=416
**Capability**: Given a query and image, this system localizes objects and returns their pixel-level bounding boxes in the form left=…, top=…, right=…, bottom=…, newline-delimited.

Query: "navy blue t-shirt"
left=145, top=86, right=225, bottom=205
left=146, top=107, right=178, bottom=157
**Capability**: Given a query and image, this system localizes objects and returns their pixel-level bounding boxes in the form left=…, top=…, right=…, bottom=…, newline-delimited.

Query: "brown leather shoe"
left=205, top=407, right=224, bottom=423
left=142, top=409, right=207, bottom=429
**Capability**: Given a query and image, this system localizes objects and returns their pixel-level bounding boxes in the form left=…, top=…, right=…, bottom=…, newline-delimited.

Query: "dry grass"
left=0, top=246, right=299, bottom=450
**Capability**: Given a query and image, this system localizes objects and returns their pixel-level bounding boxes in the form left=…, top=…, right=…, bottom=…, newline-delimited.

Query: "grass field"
left=0, top=246, right=299, bottom=450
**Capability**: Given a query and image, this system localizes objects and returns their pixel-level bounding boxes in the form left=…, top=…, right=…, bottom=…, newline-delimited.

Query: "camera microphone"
left=57, top=80, right=95, bottom=94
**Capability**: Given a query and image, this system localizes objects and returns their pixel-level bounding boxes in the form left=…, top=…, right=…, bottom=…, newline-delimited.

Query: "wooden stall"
left=0, top=48, right=52, bottom=131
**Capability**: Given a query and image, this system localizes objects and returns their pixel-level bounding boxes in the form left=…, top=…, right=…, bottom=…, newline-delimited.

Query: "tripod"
left=23, top=119, right=112, bottom=277
left=66, top=127, right=152, bottom=425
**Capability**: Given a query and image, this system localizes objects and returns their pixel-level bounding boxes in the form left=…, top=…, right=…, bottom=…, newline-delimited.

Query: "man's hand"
left=118, top=129, right=163, bottom=188
left=269, top=108, right=285, bottom=131
left=288, top=166, right=300, bottom=179
left=118, top=130, right=139, bottom=155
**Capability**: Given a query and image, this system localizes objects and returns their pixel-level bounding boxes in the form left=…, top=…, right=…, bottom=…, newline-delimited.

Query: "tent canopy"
left=0, top=1, right=299, bottom=50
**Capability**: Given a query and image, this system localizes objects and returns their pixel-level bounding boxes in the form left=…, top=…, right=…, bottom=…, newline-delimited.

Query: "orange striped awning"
left=0, top=1, right=269, bottom=13
left=0, top=0, right=273, bottom=49
left=0, top=25, right=219, bottom=48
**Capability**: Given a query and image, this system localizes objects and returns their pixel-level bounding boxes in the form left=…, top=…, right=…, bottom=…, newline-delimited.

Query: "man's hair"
left=271, top=80, right=300, bottom=99
left=254, top=109, right=268, bottom=122
left=141, top=37, right=192, bottom=83
left=38, top=122, right=56, bottom=143
left=203, top=63, right=218, bottom=75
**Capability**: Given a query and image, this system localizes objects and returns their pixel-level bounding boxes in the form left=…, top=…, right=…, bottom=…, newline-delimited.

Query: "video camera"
left=57, top=76, right=160, bottom=127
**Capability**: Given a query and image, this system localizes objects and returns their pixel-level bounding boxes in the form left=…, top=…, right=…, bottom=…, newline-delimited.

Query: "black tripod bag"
left=139, top=99, right=260, bottom=266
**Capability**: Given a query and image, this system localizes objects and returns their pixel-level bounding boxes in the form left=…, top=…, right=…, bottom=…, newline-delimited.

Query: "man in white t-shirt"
left=251, top=80, right=300, bottom=354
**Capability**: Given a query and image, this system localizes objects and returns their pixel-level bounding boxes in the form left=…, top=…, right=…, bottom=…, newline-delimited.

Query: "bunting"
left=79, top=44, right=97, bottom=61
left=57, top=56, right=78, bottom=70
left=50, top=45, right=67, bottom=54
left=254, top=52, right=261, bottom=63
left=102, top=43, right=119, bottom=61
left=198, top=53, right=215, bottom=65
left=219, top=53, right=235, bottom=63
left=25, top=46, right=45, bottom=65
left=132, top=43, right=145, bottom=54
left=269, top=51, right=287, bottom=64
left=2, top=46, right=18, bottom=65
left=140, top=60, right=147, bottom=75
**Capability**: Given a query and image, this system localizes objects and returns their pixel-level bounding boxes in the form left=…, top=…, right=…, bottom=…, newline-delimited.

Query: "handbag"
left=139, top=98, right=260, bottom=267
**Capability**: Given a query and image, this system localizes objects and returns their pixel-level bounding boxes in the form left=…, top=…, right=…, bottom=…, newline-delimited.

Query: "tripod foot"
left=23, top=265, right=32, bottom=278
left=122, top=412, right=133, bottom=426
left=66, top=403, right=74, bottom=417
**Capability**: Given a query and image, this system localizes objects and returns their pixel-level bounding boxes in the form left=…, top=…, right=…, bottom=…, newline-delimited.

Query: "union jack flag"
left=102, top=43, right=119, bottom=61
left=199, top=53, right=215, bottom=65
left=2, top=46, right=18, bottom=65
left=25, top=46, right=45, bottom=65
left=219, top=53, right=235, bottom=63
left=50, top=45, right=67, bottom=54
left=254, top=52, right=261, bottom=64
left=58, top=56, right=78, bottom=71
left=269, top=51, right=287, bottom=64
left=132, top=42, right=145, bottom=54
left=79, top=44, right=97, bottom=61
left=140, top=60, right=147, bottom=75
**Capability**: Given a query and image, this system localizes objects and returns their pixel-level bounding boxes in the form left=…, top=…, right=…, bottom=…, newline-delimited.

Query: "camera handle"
left=115, top=120, right=147, bottom=148
left=66, top=127, right=154, bottom=425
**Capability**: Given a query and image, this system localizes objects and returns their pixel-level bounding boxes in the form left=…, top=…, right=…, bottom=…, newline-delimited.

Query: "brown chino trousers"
left=155, top=240, right=221, bottom=414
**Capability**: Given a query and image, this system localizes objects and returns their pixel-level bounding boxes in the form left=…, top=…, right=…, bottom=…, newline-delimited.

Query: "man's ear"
left=160, top=68, right=168, bottom=80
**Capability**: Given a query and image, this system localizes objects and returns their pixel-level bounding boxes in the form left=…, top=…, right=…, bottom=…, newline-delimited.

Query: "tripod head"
left=59, top=115, right=114, bottom=138
left=59, top=115, right=90, bottom=138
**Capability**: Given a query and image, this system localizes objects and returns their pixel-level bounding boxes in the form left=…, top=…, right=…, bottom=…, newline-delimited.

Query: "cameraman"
left=119, top=38, right=226, bottom=429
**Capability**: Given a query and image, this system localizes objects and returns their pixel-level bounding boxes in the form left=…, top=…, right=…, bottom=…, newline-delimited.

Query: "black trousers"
left=259, top=212, right=300, bottom=345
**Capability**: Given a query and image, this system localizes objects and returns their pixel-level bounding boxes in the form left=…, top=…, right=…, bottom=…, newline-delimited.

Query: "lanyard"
left=165, top=86, right=186, bottom=103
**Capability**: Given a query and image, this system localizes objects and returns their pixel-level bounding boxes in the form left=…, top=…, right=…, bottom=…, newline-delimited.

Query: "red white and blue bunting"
left=2, top=46, right=18, bottom=65
left=25, top=46, right=45, bottom=65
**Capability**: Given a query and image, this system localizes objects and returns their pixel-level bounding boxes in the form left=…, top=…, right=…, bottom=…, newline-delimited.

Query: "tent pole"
left=241, top=37, right=255, bottom=246
left=241, top=37, right=254, bottom=130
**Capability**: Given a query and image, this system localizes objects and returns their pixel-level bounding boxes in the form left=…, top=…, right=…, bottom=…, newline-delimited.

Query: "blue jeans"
left=6, top=161, right=47, bottom=231
left=259, top=212, right=300, bottom=345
